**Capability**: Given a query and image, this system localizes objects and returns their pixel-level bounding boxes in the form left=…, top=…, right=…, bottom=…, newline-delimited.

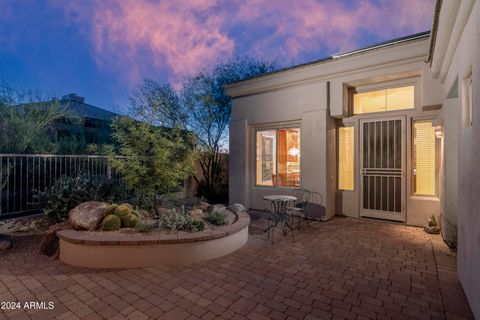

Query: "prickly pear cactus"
left=101, top=214, right=121, bottom=231
left=122, top=213, right=139, bottom=228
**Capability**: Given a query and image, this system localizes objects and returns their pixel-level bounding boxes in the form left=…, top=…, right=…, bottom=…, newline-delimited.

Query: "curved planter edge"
left=58, top=211, right=250, bottom=269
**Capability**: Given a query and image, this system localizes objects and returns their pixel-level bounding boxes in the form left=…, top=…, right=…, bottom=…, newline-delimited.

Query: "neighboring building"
left=53, top=93, right=119, bottom=150
left=226, top=0, right=479, bottom=317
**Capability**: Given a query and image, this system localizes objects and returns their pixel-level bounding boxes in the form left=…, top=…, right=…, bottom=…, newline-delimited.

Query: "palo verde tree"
left=130, top=57, right=276, bottom=202
left=110, top=117, right=195, bottom=214
left=0, top=82, right=79, bottom=154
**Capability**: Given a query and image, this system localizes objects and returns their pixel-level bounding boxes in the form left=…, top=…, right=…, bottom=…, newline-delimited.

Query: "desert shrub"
left=135, top=221, right=158, bottom=233
left=159, top=206, right=204, bottom=232
left=40, top=173, right=125, bottom=222
left=206, top=210, right=225, bottom=226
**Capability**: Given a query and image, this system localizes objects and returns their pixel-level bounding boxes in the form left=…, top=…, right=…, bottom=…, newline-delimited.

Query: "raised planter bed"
left=57, top=211, right=250, bottom=268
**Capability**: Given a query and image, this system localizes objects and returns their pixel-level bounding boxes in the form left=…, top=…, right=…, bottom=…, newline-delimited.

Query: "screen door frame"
left=359, top=116, right=406, bottom=222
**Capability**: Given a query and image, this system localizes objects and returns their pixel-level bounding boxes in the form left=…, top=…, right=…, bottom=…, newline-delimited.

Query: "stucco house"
left=226, top=0, right=479, bottom=317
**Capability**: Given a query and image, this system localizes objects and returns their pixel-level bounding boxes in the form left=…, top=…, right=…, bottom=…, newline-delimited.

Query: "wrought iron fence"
left=0, top=154, right=122, bottom=218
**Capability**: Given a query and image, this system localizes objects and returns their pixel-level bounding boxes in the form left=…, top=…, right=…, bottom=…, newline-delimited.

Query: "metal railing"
left=0, top=154, right=122, bottom=218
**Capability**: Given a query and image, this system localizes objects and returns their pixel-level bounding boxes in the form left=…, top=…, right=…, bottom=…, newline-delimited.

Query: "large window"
left=413, top=120, right=437, bottom=196
left=256, top=128, right=300, bottom=187
left=338, top=126, right=354, bottom=190
left=354, top=85, right=415, bottom=114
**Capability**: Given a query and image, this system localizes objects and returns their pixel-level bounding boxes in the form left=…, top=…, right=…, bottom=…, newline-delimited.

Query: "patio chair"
left=264, top=201, right=295, bottom=244
left=289, top=188, right=310, bottom=229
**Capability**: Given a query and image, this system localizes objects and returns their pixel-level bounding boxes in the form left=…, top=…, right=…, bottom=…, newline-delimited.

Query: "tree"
left=0, top=83, right=79, bottom=153
left=130, top=57, right=276, bottom=202
left=110, top=117, right=195, bottom=213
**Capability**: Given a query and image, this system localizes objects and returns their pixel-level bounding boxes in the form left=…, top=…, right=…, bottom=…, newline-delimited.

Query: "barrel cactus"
left=114, top=204, right=131, bottom=218
left=122, top=213, right=139, bottom=228
left=131, top=210, right=140, bottom=218
left=105, top=204, right=118, bottom=216
left=101, top=214, right=121, bottom=231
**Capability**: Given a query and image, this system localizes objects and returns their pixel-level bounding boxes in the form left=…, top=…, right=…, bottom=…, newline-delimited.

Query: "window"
left=413, top=120, right=437, bottom=196
left=462, top=73, right=473, bottom=128
left=338, top=126, right=354, bottom=190
left=353, top=85, right=414, bottom=114
left=256, top=128, right=300, bottom=187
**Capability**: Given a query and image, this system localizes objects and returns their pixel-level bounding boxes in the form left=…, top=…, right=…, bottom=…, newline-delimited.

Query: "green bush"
left=206, top=210, right=225, bottom=226
left=159, top=206, right=204, bottom=232
left=40, top=173, right=125, bottom=223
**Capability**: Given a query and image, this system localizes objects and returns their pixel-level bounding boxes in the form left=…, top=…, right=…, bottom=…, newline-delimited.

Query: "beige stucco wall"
left=229, top=82, right=334, bottom=215
left=228, top=37, right=444, bottom=226
left=433, top=0, right=480, bottom=317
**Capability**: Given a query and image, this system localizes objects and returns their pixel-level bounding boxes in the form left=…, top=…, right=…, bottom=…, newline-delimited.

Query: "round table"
left=262, top=195, right=297, bottom=243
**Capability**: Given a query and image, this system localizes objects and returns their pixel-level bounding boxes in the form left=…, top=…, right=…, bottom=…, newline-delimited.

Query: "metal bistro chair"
left=264, top=198, right=296, bottom=244
left=289, top=188, right=310, bottom=230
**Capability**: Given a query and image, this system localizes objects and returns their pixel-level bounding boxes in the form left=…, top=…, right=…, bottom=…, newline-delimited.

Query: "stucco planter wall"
left=57, top=211, right=250, bottom=269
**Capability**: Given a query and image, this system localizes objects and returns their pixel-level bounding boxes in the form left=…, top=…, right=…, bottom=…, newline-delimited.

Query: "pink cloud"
left=57, top=0, right=234, bottom=85
left=234, top=0, right=435, bottom=60
left=54, top=0, right=434, bottom=87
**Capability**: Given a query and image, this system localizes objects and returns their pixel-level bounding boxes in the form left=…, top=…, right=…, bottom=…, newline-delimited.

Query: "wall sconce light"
left=432, top=119, right=444, bottom=138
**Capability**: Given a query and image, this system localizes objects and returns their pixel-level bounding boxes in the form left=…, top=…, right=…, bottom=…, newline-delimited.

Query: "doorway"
left=360, top=117, right=406, bottom=221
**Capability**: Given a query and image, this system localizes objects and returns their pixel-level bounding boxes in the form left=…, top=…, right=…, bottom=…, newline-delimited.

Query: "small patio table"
left=262, top=195, right=297, bottom=243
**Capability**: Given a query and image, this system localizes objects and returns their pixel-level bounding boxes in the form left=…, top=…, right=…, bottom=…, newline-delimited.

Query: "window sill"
left=410, top=195, right=440, bottom=201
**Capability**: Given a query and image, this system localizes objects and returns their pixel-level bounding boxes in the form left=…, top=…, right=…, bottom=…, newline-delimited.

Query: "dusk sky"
left=0, top=0, right=435, bottom=114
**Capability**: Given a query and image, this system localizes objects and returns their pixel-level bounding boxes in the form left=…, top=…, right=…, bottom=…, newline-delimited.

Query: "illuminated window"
left=413, top=120, right=437, bottom=196
left=354, top=85, right=414, bottom=114
left=256, top=128, right=300, bottom=187
left=338, top=126, right=354, bottom=190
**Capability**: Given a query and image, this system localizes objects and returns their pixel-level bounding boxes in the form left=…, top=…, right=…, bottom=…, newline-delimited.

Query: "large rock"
left=188, top=209, right=204, bottom=222
left=198, top=202, right=210, bottom=211
left=227, top=203, right=247, bottom=214
left=39, top=222, right=71, bottom=257
left=0, top=234, right=12, bottom=252
left=207, top=204, right=226, bottom=215
left=155, top=207, right=171, bottom=217
left=69, top=201, right=109, bottom=230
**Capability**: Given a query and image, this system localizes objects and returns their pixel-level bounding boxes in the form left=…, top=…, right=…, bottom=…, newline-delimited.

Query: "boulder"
left=227, top=203, right=247, bottom=214
left=39, top=222, right=71, bottom=257
left=188, top=209, right=204, bottom=222
left=198, top=202, right=210, bottom=211
left=155, top=207, right=171, bottom=217
left=207, top=204, right=226, bottom=215
left=0, top=234, right=13, bottom=252
left=69, top=201, right=109, bottom=230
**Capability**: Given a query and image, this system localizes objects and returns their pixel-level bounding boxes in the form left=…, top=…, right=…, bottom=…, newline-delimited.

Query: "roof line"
left=228, top=31, right=431, bottom=86
left=427, top=0, right=443, bottom=64
left=332, top=31, right=431, bottom=59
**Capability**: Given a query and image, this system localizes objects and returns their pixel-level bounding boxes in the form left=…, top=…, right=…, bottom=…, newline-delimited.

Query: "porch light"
left=288, top=147, right=300, bottom=156
left=432, top=119, right=444, bottom=138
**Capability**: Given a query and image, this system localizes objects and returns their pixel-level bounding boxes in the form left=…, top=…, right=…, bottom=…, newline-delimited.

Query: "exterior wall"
left=230, top=82, right=332, bottom=215
left=228, top=37, right=444, bottom=227
left=433, top=1, right=480, bottom=317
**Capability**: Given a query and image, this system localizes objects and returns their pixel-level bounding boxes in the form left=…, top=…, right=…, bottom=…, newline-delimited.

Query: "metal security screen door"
left=360, top=118, right=405, bottom=221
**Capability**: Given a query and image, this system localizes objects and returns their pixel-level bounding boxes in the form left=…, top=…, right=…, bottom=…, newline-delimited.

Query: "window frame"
left=254, top=125, right=301, bottom=188
left=337, top=124, right=355, bottom=192
left=411, top=118, right=440, bottom=198
left=350, top=79, right=418, bottom=116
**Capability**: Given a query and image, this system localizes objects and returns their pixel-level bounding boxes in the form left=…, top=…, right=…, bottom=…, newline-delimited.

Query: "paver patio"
left=0, top=213, right=474, bottom=320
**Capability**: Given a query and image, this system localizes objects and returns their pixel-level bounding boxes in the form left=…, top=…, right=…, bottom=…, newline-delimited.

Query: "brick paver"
left=0, top=214, right=474, bottom=319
